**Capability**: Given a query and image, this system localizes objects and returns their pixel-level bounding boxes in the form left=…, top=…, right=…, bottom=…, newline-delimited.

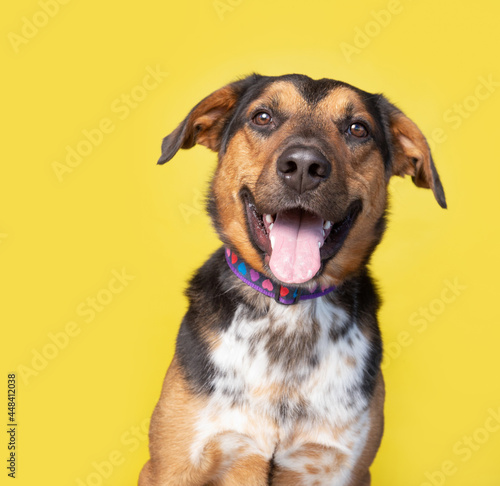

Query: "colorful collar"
left=225, top=248, right=336, bottom=305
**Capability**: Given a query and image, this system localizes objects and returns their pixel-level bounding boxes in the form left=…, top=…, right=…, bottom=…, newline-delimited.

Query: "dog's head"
left=159, top=74, right=446, bottom=287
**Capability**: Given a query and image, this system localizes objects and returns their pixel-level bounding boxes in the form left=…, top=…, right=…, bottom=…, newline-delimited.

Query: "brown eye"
left=348, top=122, right=368, bottom=138
left=253, top=111, right=272, bottom=126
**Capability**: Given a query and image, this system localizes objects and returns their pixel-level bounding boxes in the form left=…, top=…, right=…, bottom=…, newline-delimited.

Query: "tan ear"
left=157, top=76, right=258, bottom=165
left=388, top=107, right=447, bottom=208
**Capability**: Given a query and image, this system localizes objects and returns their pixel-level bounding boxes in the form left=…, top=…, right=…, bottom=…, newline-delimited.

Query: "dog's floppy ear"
left=381, top=98, right=447, bottom=208
left=158, top=76, right=257, bottom=165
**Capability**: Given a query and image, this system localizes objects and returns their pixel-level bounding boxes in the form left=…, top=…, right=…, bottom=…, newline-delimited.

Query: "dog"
left=139, top=73, right=446, bottom=486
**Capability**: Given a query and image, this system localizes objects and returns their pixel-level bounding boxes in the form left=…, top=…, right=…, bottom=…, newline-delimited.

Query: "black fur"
left=175, top=248, right=238, bottom=394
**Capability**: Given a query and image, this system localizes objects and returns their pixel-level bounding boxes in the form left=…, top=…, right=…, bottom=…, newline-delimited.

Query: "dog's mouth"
left=242, top=192, right=362, bottom=284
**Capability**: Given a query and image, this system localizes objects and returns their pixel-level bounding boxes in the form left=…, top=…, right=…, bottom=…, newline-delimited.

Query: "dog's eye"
left=252, top=111, right=272, bottom=126
left=348, top=123, right=368, bottom=138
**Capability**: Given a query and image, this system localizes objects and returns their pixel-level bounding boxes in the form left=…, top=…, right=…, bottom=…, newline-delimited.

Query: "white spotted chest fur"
left=190, top=298, right=373, bottom=483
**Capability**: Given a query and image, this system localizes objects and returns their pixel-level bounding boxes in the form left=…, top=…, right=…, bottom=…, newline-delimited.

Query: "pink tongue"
left=269, top=210, right=324, bottom=284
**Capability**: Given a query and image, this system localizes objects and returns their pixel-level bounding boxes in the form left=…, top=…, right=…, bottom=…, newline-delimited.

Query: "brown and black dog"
left=139, top=74, right=446, bottom=486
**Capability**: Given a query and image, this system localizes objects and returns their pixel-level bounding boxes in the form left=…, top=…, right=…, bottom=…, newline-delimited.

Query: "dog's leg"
left=139, top=359, right=223, bottom=485
left=138, top=460, right=152, bottom=486
left=271, top=375, right=384, bottom=486
left=208, top=452, right=271, bottom=486
left=271, top=449, right=371, bottom=485
left=140, top=359, right=273, bottom=486
left=271, top=468, right=371, bottom=486
left=271, top=443, right=351, bottom=485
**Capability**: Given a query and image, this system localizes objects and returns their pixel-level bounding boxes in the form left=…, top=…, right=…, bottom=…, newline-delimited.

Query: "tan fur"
left=139, top=359, right=216, bottom=486
left=140, top=359, right=274, bottom=486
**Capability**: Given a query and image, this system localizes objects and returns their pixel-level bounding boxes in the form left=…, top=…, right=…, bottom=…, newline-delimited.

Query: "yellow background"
left=2, top=0, right=499, bottom=484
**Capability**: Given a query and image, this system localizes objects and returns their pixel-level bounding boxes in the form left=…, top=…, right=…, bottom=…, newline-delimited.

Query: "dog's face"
left=159, top=74, right=446, bottom=286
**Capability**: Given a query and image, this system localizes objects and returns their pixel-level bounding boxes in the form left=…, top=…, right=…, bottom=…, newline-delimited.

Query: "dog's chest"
left=193, top=298, right=372, bottom=459
left=211, top=298, right=370, bottom=414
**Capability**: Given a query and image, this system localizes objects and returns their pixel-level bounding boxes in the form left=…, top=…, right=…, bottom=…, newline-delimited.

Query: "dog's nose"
left=276, top=146, right=331, bottom=194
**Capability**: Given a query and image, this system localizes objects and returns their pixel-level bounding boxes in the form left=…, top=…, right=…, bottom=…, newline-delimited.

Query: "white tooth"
left=318, top=241, right=322, bottom=248
left=322, top=230, right=325, bottom=237
left=323, top=221, right=332, bottom=230
left=271, top=236, right=275, bottom=249
left=269, top=223, right=274, bottom=231
left=265, top=214, right=273, bottom=223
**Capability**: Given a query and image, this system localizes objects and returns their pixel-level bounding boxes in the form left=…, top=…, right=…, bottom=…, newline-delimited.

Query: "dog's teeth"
left=269, top=223, right=274, bottom=231
left=323, top=221, right=332, bottom=230
left=322, top=229, right=326, bottom=237
left=318, top=241, right=323, bottom=248
left=265, top=214, right=273, bottom=223
left=270, top=236, right=275, bottom=249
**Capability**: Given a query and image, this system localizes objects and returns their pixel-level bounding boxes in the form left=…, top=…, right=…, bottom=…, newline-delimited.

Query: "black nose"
left=276, top=146, right=331, bottom=194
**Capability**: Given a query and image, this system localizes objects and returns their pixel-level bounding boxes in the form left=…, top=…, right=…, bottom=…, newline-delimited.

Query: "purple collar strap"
left=225, top=248, right=336, bottom=305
